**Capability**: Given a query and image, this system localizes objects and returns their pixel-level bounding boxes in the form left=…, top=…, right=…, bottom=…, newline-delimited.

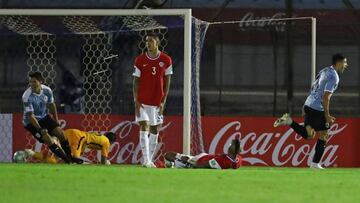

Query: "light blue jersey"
left=304, top=66, right=339, bottom=111
left=22, top=84, right=55, bottom=126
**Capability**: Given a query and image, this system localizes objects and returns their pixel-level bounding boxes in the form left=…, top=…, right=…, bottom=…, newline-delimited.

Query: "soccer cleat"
left=71, top=157, right=84, bottom=164
left=273, top=113, right=293, bottom=127
left=310, top=163, right=324, bottom=169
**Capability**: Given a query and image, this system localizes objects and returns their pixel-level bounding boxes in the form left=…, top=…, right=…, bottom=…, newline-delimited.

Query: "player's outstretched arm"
left=48, top=102, right=59, bottom=123
left=160, top=75, right=171, bottom=114
left=323, top=91, right=335, bottom=125
left=28, top=113, right=51, bottom=140
left=133, top=77, right=141, bottom=117
left=28, top=112, right=42, bottom=131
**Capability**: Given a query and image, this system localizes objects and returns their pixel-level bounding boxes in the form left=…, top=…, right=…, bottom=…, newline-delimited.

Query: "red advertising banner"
left=12, top=114, right=360, bottom=167
left=12, top=114, right=183, bottom=164
left=201, top=117, right=360, bottom=167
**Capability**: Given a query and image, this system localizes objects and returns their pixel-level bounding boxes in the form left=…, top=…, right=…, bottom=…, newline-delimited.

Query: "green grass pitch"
left=1, top=164, right=359, bottom=203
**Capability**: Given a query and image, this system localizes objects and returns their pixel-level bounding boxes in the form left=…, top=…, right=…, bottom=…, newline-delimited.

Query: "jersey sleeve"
left=133, top=57, right=141, bottom=77
left=44, top=86, right=55, bottom=104
left=22, top=90, right=34, bottom=114
left=208, top=158, right=222, bottom=169
left=72, top=144, right=82, bottom=158
left=165, top=55, right=173, bottom=76
left=101, top=138, right=110, bottom=157
left=80, top=144, right=86, bottom=157
left=324, top=74, right=338, bottom=93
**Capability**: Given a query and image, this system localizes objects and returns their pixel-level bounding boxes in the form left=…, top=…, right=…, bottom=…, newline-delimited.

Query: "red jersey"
left=197, top=154, right=243, bottom=169
left=133, top=52, right=173, bottom=106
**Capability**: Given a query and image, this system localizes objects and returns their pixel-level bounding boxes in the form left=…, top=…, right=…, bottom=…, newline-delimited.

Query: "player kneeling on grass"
left=164, top=138, right=242, bottom=169
left=64, top=129, right=116, bottom=165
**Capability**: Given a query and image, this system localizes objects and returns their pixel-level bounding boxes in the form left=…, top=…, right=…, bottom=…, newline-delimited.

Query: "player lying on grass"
left=63, top=129, right=116, bottom=165
left=164, top=138, right=243, bottom=169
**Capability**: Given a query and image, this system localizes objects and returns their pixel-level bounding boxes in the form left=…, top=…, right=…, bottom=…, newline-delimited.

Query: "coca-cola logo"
left=31, top=116, right=348, bottom=167
left=239, top=12, right=289, bottom=32
left=209, top=121, right=347, bottom=167
left=34, top=118, right=172, bottom=164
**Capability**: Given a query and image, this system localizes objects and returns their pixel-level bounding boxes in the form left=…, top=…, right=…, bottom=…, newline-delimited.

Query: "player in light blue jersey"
left=274, top=54, right=348, bottom=169
left=22, top=72, right=72, bottom=163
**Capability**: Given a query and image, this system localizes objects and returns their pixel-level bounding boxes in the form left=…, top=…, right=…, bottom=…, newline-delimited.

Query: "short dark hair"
left=28, top=71, right=43, bottom=82
left=146, top=32, right=160, bottom=44
left=332, top=53, right=345, bottom=65
left=105, top=132, right=116, bottom=143
left=146, top=31, right=160, bottom=39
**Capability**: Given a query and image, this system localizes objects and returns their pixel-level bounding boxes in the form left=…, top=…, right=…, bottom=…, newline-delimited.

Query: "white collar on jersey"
left=146, top=51, right=161, bottom=60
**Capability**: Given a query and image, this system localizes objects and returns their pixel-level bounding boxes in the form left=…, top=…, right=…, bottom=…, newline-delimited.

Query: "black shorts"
left=303, top=105, right=330, bottom=131
left=24, top=115, right=60, bottom=143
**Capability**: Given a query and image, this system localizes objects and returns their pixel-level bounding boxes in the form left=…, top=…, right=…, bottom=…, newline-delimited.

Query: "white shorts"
left=135, top=104, right=163, bottom=126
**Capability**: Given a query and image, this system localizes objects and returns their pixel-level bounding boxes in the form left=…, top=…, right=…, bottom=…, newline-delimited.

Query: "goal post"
left=311, top=17, right=316, bottom=85
left=0, top=8, right=206, bottom=161
left=183, top=9, right=192, bottom=156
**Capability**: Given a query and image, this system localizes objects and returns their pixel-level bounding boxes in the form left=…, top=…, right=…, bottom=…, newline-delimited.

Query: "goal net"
left=201, top=17, right=316, bottom=117
left=0, top=9, right=209, bottom=163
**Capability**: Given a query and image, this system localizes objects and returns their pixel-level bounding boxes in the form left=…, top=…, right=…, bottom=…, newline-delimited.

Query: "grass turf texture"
left=0, top=164, right=359, bottom=203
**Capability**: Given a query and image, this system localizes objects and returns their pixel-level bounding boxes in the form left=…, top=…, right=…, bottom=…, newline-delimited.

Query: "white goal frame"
left=0, top=9, right=193, bottom=155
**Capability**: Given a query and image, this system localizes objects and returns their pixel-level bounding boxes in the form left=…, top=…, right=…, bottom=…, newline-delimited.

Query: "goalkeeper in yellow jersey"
left=64, top=129, right=116, bottom=165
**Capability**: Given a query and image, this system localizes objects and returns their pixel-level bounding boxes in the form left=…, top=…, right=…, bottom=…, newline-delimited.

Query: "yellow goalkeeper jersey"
left=64, top=129, right=111, bottom=158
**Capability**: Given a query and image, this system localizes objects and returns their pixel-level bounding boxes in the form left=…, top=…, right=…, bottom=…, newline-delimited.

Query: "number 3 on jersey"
left=151, top=67, right=156, bottom=75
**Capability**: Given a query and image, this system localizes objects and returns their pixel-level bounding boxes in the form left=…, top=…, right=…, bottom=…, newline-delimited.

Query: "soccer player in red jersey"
left=133, top=32, right=173, bottom=168
left=164, top=138, right=243, bottom=169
